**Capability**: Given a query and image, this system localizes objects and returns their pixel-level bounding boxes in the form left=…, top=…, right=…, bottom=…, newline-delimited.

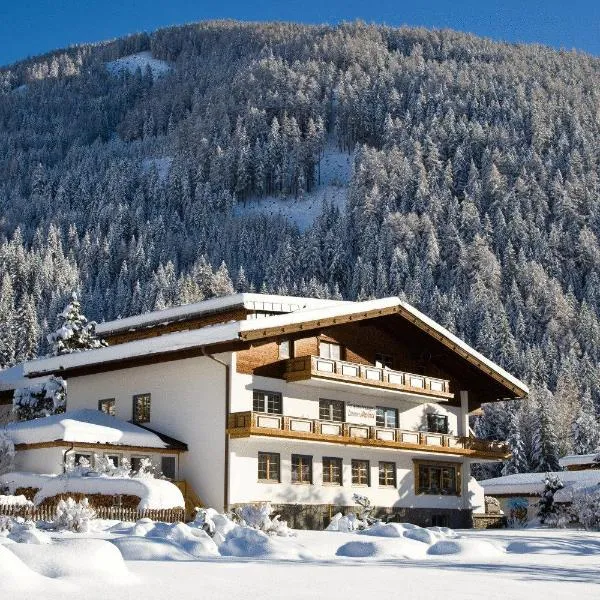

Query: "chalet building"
left=21, top=294, right=528, bottom=528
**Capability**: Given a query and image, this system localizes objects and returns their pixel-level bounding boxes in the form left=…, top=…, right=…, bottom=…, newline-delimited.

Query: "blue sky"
left=1, top=0, right=599, bottom=67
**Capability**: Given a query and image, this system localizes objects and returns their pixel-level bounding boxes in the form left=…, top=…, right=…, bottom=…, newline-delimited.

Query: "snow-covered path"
left=8, top=528, right=600, bottom=600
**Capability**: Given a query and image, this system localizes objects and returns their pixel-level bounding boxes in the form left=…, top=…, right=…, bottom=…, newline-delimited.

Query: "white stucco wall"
left=65, top=354, right=229, bottom=509
left=229, top=436, right=471, bottom=510
left=232, top=373, right=460, bottom=433
left=13, top=447, right=65, bottom=474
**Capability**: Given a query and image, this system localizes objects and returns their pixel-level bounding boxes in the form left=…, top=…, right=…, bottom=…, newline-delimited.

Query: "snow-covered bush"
left=538, top=473, right=564, bottom=524
left=353, top=493, right=376, bottom=525
left=571, top=487, right=600, bottom=531
left=47, top=292, right=107, bottom=355
left=132, top=457, right=157, bottom=479
left=92, top=454, right=132, bottom=477
left=13, top=376, right=66, bottom=421
left=53, top=497, right=96, bottom=532
left=230, top=502, right=292, bottom=536
left=326, top=512, right=360, bottom=532
left=0, top=430, right=15, bottom=475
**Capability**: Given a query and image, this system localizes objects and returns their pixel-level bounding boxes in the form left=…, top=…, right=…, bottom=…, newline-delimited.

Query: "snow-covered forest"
left=1, top=21, right=600, bottom=474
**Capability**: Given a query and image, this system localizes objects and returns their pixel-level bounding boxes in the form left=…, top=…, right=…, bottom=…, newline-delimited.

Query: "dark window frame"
left=322, top=457, right=343, bottom=486
left=319, top=398, right=345, bottom=422
left=161, top=456, right=177, bottom=480
left=291, top=454, right=313, bottom=485
left=253, top=390, right=283, bottom=414
left=378, top=461, right=397, bottom=487
left=132, top=393, right=151, bottom=424
left=376, top=406, right=398, bottom=429
left=257, top=452, right=281, bottom=482
left=427, top=413, right=449, bottom=434
left=351, top=459, right=370, bottom=486
left=415, top=460, right=461, bottom=496
left=98, top=398, right=115, bottom=416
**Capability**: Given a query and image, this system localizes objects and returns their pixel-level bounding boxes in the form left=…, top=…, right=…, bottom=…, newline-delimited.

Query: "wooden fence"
left=0, top=503, right=185, bottom=523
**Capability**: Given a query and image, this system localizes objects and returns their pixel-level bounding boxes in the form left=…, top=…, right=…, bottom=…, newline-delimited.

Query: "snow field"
left=106, top=52, right=172, bottom=77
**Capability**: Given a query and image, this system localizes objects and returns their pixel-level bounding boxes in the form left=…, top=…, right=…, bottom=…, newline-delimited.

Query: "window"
left=379, top=462, right=397, bottom=487
left=291, top=454, right=312, bottom=484
left=376, top=407, right=398, bottom=429
left=319, top=399, right=345, bottom=422
left=161, top=456, right=176, bottom=480
left=322, top=457, right=343, bottom=485
left=375, top=353, right=393, bottom=369
left=278, top=339, right=291, bottom=359
left=98, top=398, right=115, bottom=416
left=319, top=341, right=341, bottom=360
left=130, top=456, right=148, bottom=473
left=427, top=413, right=449, bottom=434
left=133, top=394, right=151, bottom=423
left=351, top=459, right=370, bottom=486
left=415, top=461, right=460, bottom=495
left=74, top=453, right=92, bottom=467
left=105, top=454, right=121, bottom=468
left=258, top=452, right=281, bottom=482
left=253, top=390, right=282, bottom=414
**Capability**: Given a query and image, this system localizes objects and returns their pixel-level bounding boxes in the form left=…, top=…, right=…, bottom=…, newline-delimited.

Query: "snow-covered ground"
left=106, top=52, right=172, bottom=77
left=2, top=521, right=600, bottom=600
left=235, top=146, right=352, bottom=231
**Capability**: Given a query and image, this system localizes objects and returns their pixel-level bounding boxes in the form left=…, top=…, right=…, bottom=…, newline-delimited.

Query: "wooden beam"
left=14, top=440, right=186, bottom=453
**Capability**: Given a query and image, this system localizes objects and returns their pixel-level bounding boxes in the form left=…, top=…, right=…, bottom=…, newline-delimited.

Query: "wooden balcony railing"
left=283, top=356, right=453, bottom=400
left=227, top=411, right=510, bottom=460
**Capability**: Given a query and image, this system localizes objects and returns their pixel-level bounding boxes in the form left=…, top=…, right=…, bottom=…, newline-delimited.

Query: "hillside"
left=1, top=21, right=600, bottom=472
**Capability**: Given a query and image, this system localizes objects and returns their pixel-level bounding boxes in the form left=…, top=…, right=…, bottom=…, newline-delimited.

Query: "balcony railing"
left=283, top=356, right=453, bottom=399
left=227, top=411, right=510, bottom=460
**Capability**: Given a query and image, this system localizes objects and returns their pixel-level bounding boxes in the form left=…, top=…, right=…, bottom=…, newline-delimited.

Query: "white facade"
left=66, top=354, right=229, bottom=509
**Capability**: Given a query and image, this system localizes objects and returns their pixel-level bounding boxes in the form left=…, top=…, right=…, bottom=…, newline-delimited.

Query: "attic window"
left=98, top=398, right=115, bottom=416
left=133, top=394, right=151, bottom=423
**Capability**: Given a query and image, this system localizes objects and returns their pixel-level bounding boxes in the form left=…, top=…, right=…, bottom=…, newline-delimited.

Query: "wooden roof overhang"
left=14, top=440, right=187, bottom=453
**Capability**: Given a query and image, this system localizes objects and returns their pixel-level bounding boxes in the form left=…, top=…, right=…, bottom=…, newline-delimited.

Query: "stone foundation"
left=261, top=503, right=473, bottom=530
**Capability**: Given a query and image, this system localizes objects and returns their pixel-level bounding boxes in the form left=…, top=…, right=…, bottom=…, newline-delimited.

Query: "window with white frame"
left=319, top=398, right=345, bottom=422
left=376, top=406, right=398, bottom=428
left=319, top=341, right=341, bottom=360
left=253, top=390, right=282, bottom=414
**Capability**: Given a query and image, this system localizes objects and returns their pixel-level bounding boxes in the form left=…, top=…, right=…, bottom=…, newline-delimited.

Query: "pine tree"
left=47, top=292, right=107, bottom=355
left=572, top=388, right=600, bottom=455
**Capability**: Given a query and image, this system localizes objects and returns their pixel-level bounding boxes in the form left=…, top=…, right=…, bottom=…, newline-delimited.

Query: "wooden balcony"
left=283, top=356, right=454, bottom=400
left=228, top=411, right=510, bottom=460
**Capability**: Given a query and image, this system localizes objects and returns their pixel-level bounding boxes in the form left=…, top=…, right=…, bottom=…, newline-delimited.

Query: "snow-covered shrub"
left=571, top=487, right=600, bottom=531
left=326, top=512, right=360, bottom=532
left=538, top=473, right=564, bottom=524
left=13, top=376, right=66, bottom=421
left=230, top=502, right=293, bottom=536
left=353, top=493, right=376, bottom=525
left=53, top=497, right=96, bottom=532
left=132, top=457, right=157, bottom=479
left=0, top=430, right=15, bottom=475
left=92, top=454, right=132, bottom=478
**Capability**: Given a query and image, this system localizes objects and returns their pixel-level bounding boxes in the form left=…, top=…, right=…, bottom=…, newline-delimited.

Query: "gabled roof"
left=24, top=295, right=529, bottom=398
left=6, top=408, right=187, bottom=451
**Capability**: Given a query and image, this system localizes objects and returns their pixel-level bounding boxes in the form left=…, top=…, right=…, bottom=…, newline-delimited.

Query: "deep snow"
left=2, top=520, right=600, bottom=600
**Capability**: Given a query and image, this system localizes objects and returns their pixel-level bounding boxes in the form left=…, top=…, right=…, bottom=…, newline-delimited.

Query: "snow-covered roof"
left=559, top=453, right=600, bottom=468
left=0, top=363, right=50, bottom=392
left=25, top=294, right=529, bottom=398
left=480, top=470, right=600, bottom=497
left=96, top=292, right=346, bottom=335
left=5, top=409, right=185, bottom=450
left=1, top=472, right=184, bottom=510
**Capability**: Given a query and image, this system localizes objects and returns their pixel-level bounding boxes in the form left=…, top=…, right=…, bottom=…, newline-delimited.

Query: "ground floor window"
left=378, top=461, right=397, bottom=487
left=131, top=456, right=149, bottom=474
left=161, top=456, right=176, bottom=480
left=351, top=459, right=370, bottom=486
left=105, top=453, right=121, bottom=468
left=291, top=454, right=312, bottom=484
left=73, top=452, right=92, bottom=468
left=258, top=452, right=281, bottom=482
left=415, top=461, right=460, bottom=495
left=322, top=457, right=343, bottom=485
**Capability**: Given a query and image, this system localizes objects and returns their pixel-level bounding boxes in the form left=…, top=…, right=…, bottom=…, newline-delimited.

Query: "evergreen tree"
left=572, top=389, right=600, bottom=455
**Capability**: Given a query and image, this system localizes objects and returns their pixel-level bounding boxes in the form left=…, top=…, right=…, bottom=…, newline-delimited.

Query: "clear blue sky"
left=1, top=0, right=599, bottom=67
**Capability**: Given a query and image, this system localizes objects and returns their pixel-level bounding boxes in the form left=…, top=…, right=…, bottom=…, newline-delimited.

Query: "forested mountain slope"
left=1, top=21, right=600, bottom=473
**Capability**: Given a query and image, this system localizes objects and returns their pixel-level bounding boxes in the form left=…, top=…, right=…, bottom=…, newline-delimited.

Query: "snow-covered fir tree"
left=572, top=389, right=600, bottom=455
left=47, top=292, right=107, bottom=355
left=0, top=430, right=15, bottom=476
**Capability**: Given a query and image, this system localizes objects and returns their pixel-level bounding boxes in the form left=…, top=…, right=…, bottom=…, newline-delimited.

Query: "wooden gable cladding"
left=104, top=307, right=250, bottom=345
left=235, top=313, right=518, bottom=406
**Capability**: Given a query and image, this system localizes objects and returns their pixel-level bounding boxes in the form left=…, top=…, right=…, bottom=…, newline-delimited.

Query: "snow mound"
left=8, top=523, right=52, bottom=545
left=427, top=538, right=503, bottom=558
left=0, top=544, right=49, bottom=589
left=4, top=471, right=184, bottom=510
left=0, top=494, right=31, bottom=506
left=111, top=536, right=195, bottom=561
left=219, top=527, right=313, bottom=560
left=106, top=52, right=172, bottom=77
left=336, top=537, right=429, bottom=560
left=8, top=538, right=129, bottom=579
